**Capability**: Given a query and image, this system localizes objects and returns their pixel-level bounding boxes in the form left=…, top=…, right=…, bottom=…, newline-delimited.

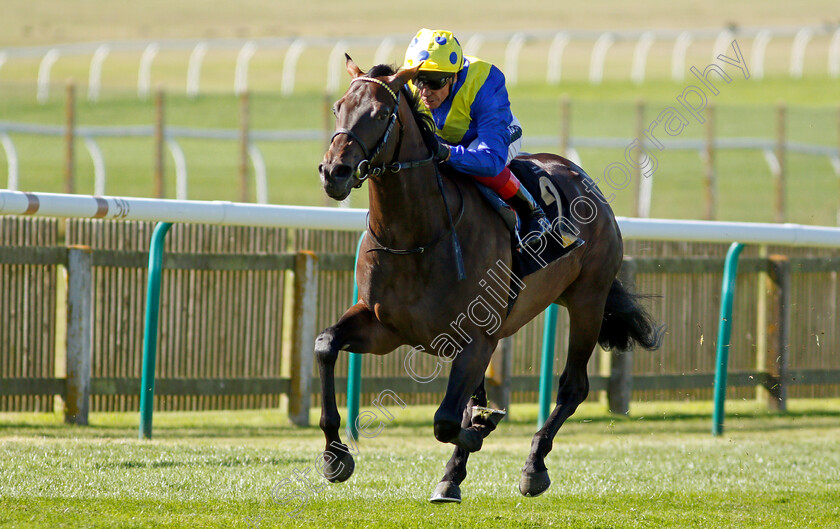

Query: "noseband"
left=330, top=77, right=432, bottom=187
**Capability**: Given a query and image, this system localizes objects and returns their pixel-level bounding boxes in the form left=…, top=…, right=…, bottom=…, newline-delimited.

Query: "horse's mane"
left=366, top=64, right=438, bottom=157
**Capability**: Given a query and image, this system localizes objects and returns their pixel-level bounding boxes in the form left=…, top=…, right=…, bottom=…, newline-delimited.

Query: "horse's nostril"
left=331, top=164, right=352, bottom=180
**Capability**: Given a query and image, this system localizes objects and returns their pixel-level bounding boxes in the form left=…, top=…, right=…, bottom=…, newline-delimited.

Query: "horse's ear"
left=345, top=54, right=364, bottom=78
left=390, top=63, right=422, bottom=88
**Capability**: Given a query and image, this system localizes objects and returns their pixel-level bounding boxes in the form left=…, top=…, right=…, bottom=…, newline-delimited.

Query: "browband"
left=351, top=77, right=398, bottom=102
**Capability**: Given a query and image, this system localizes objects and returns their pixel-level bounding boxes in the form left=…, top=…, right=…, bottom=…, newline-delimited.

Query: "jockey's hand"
left=432, top=137, right=451, bottom=162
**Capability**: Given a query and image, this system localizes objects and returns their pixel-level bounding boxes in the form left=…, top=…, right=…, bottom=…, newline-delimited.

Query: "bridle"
left=329, top=75, right=466, bottom=280
left=330, top=76, right=433, bottom=188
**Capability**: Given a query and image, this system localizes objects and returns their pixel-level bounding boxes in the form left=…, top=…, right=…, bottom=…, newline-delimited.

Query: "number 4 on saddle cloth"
left=465, top=157, right=586, bottom=302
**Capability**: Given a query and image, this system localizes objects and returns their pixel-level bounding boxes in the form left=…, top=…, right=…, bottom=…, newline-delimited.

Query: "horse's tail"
left=598, top=278, right=663, bottom=351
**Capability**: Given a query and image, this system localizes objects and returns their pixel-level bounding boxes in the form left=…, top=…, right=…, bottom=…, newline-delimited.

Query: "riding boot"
left=507, top=185, right=550, bottom=247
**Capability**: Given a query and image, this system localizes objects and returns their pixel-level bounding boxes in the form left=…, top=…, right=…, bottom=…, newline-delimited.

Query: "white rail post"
left=373, top=37, right=396, bottom=66
left=631, top=32, right=655, bottom=85
left=751, top=30, right=772, bottom=81
left=671, top=31, right=693, bottom=81
left=166, top=138, right=188, bottom=200
left=154, top=87, right=165, bottom=198
left=281, top=39, right=306, bottom=96
left=234, top=41, right=258, bottom=96
left=248, top=143, right=268, bottom=204
left=635, top=100, right=653, bottom=218
left=37, top=48, right=61, bottom=104
left=566, top=147, right=582, bottom=167
left=138, top=43, right=159, bottom=100
left=239, top=91, right=250, bottom=202
left=1, top=133, right=18, bottom=191
left=829, top=28, right=840, bottom=78
left=463, top=34, right=484, bottom=57
left=504, top=33, right=526, bottom=86
left=790, top=27, right=814, bottom=79
left=0, top=52, right=6, bottom=76
left=87, top=44, right=110, bottom=102
left=326, top=40, right=348, bottom=95
left=712, top=29, right=734, bottom=63
left=546, top=32, right=569, bottom=85
left=64, top=81, right=76, bottom=194
left=186, top=42, right=208, bottom=98
left=589, top=33, right=614, bottom=85
left=638, top=167, right=653, bottom=218
left=82, top=137, right=106, bottom=195
left=762, top=149, right=782, bottom=180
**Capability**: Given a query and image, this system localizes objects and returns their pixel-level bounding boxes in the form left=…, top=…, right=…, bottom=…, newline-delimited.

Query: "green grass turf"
left=2, top=400, right=840, bottom=528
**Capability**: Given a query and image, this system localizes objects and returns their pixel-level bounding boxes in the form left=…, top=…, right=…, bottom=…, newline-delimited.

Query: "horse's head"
left=319, top=55, right=421, bottom=201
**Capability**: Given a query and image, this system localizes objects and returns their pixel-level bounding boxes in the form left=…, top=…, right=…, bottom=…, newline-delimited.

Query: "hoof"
left=324, top=449, right=355, bottom=483
left=429, top=481, right=461, bottom=503
left=519, top=469, right=551, bottom=497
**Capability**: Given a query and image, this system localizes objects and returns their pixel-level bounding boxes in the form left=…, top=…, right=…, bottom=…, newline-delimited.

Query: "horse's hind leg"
left=519, top=283, right=609, bottom=497
left=433, top=340, right=498, bottom=453
left=315, top=302, right=401, bottom=483
left=431, top=380, right=502, bottom=503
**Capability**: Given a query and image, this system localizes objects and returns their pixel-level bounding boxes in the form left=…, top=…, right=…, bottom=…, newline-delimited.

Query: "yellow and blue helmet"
left=403, top=28, right=464, bottom=74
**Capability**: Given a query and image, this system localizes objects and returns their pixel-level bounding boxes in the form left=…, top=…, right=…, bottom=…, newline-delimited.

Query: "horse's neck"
left=367, top=113, right=450, bottom=248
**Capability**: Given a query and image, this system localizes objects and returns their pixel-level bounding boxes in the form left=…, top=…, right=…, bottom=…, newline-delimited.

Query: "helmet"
left=403, top=28, right=463, bottom=74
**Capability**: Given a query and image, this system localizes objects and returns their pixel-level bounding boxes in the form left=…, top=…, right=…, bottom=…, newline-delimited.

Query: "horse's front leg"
left=316, top=302, right=402, bottom=483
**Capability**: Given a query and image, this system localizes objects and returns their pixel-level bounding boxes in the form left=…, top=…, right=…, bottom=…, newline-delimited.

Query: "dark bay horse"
left=316, top=57, right=662, bottom=502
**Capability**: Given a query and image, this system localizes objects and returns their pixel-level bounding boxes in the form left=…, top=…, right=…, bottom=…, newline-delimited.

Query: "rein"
left=365, top=171, right=465, bottom=255
left=332, top=75, right=466, bottom=280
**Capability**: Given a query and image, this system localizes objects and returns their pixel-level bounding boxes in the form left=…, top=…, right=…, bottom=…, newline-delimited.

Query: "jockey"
left=404, top=28, right=549, bottom=248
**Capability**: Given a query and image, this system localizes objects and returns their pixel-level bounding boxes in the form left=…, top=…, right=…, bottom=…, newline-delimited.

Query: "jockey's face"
left=417, top=73, right=455, bottom=110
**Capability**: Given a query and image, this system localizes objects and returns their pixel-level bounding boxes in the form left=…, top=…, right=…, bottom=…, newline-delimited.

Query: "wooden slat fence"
left=66, top=220, right=289, bottom=411
left=0, top=217, right=838, bottom=417
left=0, top=217, right=58, bottom=411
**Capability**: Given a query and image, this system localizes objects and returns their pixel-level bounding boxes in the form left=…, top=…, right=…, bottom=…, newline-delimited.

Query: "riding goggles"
left=414, top=75, right=452, bottom=91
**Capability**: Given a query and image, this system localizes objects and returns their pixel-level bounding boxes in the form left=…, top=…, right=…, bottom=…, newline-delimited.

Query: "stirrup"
left=517, top=218, right=551, bottom=248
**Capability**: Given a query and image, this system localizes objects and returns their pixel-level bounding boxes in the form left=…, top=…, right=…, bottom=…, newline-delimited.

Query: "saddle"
left=473, top=158, right=585, bottom=280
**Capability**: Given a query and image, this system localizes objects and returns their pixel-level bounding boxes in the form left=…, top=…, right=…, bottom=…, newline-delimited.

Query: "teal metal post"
left=712, top=242, right=745, bottom=437
left=539, top=303, right=559, bottom=427
left=139, top=222, right=173, bottom=440
left=346, top=232, right=365, bottom=441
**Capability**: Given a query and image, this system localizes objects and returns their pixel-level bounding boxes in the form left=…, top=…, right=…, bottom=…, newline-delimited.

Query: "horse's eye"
left=377, top=110, right=389, bottom=121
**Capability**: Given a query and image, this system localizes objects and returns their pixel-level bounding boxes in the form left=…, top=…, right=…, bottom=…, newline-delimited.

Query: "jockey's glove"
left=433, top=138, right=451, bottom=162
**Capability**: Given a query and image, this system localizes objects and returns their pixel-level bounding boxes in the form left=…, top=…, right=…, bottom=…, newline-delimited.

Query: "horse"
left=315, top=56, right=662, bottom=502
